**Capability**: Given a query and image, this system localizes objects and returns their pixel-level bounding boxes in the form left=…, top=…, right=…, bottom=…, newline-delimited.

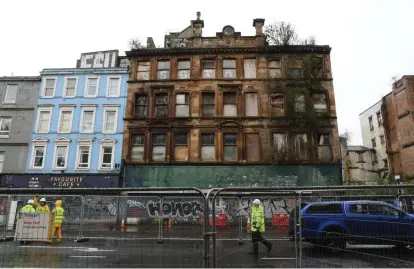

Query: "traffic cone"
left=246, top=217, right=251, bottom=233
left=121, top=218, right=126, bottom=232
left=168, top=218, right=173, bottom=232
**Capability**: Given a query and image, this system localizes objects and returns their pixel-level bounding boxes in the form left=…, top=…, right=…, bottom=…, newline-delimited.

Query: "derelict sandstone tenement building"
left=122, top=13, right=341, bottom=188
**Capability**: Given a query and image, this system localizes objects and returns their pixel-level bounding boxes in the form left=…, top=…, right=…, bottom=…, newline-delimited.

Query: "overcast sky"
left=1, top=0, right=414, bottom=145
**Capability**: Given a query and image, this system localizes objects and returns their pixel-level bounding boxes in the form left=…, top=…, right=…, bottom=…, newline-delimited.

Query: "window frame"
left=270, top=92, right=285, bottom=117
left=4, top=84, right=18, bottom=103
left=0, top=116, right=12, bottom=138
left=202, top=59, right=216, bottom=79
left=52, top=141, right=70, bottom=170
left=371, top=137, right=377, bottom=148
left=156, top=60, right=171, bottom=80
left=200, top=132, right=216, bottom=161
left=244, top=91, right=259, bottom=117
left=79, top=106, right=97, bottom=134
left=174, top=91, right=190, bottom=117
left=130, top=133, right=146, bottom=163
left=368, top=116, right=374, bottom=131
left=102, top=105, right=119, bottom=134
left=151, top=133, right=168, bottom=162
left=41, top=77, right=57, bottom=98
left=36, top=107, right=52, bottom=134
left=173, top=132, right=189, bottom=162
left=376, top=111, right=383, bottom=127
left=0, top=151, right=4, bottom=173
left=30, top=140, right=48, bottom=170
left=244, top=132, right=261, bottom=162
left=268, top=58, right=282, bottom=79
left=75, top=138, right=92, bottom=170
left=106, top=76, right=122, bottom=98
left=222, top=91, right=238, bottom=117
left=222, top=59, right=237, bottom=79
left=99, top=138, right=116, bottom=170
left=294, top=93, right=306, bottom=113
left=57, top=107, right=74, bottom=134
left=243, top=58, right=257, bottom=79
left=177, top=59, right=191, bottom=80
left=223, top=132, right=239, bottom=162
left=292, top=132, right=308, bottom=160
left=134, top=93, right=148, bottom=118
left=62, top=77, right=78, bottom=98
left=317, top=133, right=332, bottom=161
left=84, top=77, right=100, bottom=98
left=136, top=61, right=151, bottom=80
left=312, top=92, right=329, bottom=114
left=288, top=68, right=304, bottom=79
left=153, top=93, right=169, bottom=118
left=201, top=91, right=216, bottom=117
left=380, top=135, right=385, bottom=145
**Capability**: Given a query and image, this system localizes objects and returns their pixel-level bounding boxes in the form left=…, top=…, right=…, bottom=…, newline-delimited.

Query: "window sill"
left=62, top=96, right=76, bottom=99
left=29, top=167, right=43, bottom=170
left=0, top=135, right=10, bottom=139
left=57, top=131, right=71, bottom=134
left=84, top=96, right=98, bottom=99
left=75, top=167, right=90, bottom=171
left=41, top=96, right=54, bottom=99
left=99, top=167, right=113, bottom=171
left=105, top=95, right=121, bottom=98
left=102, top=131, right=117, bottom=135
left=80, top=131, right=94, bottom=134
left=2, top=102, right=16, bottom=104
left=36, top=131, right=50, bottom=134
left=52, top=168, right=66, bottom=171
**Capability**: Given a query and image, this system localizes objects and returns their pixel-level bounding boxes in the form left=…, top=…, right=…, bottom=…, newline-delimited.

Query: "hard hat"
left=253, top=199, right=261, bottom=205
left=28, top=199, right=34, bottom=204
left=40, top=198, right=46, bottom=202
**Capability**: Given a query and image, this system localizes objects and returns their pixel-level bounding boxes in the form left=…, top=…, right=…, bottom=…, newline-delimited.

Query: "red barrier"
left=272, top=213, right=289, bottom=227
left=200, top=213, right=228, bottom=227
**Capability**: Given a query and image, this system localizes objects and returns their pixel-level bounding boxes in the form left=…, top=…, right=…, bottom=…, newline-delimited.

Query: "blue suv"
left=298, top=200, right=414, bottom=250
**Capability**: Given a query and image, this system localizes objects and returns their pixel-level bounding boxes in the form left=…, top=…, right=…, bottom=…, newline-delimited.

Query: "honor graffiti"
left=147, top=200, right=203, bottom=217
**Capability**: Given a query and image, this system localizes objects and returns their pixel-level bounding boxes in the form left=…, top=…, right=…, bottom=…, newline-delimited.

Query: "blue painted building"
left=19, top=51, right=130, bottom=188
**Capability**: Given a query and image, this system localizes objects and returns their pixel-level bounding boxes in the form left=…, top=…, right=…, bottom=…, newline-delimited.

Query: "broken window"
left=245, top=93, right=258, bottom=116
left=223, top=92, right=237, bottom=116
left=380, top=135, right=385, bottom=144
left=376, top=111, right=382, bottom=127
left=358, top=153, right=364, bottom=162
left=294, top=93, right=306, bottom=113
left=268, top=59, right=282, bottom=78
left=270, top=93, right=284, bottom=116
left=371, top=138, right=376, bottom=148
left=201, top=133, right=215, bottom=160
left=273, top=133, right=287, bottom=152
left=137, top=61, right=150, bottom=80
left=309, top=57, right=323, bottom=78
left=177, top=60, right=191, bottom=79
left=223, top=59, right=236, bottom=79
left=368, top=116, right=374, bottom=131
left=312, top=93, right=328, bottom=113
left=175, top=93, right=189, bottom=117
left=317, top=133, right=332, bottom=161
left=289, top=68, right=304, bottom=79
left=223, top=133, right=237, bottom=161
left=174, top=133, right=188, bottom=161
left=243, top=59, right=256, bottom=79
left=245, top=133, right=260, bottom=162
left=157, top=60, right=170, bottom=80
left=202, top=60, right=215, bottom=79
left=293, top=133, right=308, bottom=160
left=135, top=95, right=147, bottom=118
left=202, top=93, right=215, bottom=117
left=152, top=134, right=166, bottom=161
left=154, top=94, right=168, bottom=117
left=131, top=134, right=145, bottom=162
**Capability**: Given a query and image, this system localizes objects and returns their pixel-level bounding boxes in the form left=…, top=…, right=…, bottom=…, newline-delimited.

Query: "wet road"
left=2, top=236, right=414, bottom=268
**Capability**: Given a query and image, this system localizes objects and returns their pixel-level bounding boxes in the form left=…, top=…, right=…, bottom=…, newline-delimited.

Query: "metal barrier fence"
left=2, top=185, right=414, bottom=267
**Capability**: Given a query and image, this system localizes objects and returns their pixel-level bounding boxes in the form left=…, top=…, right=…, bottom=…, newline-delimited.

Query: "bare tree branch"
left=340, top=129, right=353, bottom=145
left=264, top=21, right=300, bottom=45
left=128, top=38, right=145, bottom=49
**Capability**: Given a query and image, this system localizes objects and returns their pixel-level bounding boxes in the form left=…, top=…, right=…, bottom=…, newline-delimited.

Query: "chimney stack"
left=252, top=18, right=265, bottom=36
left=147, top=37, right=156, bottom=48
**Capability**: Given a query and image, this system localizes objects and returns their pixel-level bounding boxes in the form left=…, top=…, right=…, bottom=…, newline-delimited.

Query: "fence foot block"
left=0, top=237, right=14, bottom=242
left=76, top=238, right=89, bottom=243
left=238, top=240, right=244, bottom=245
left=157, top=239, right=163, bottom=244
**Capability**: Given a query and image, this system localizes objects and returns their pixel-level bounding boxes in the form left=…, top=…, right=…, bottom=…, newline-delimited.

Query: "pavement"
left=1, top=229, right=414, bottom=268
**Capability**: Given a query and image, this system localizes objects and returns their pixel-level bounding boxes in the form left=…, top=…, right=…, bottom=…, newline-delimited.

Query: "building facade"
left=382, top=76, right=414, bottom=181
left=359, top=99, right=389, bottom=180
left=14, top=50, right=129, bottom=188
left=122, top=14, right=341, bottom=188
left=0, top=77, right=40, bottom=173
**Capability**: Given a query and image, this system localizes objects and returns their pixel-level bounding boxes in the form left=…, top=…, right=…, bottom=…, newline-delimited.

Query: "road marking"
left=70, top=256, right=106, bottom=258
left=347, top=244, right=394, bottom=249
left=261, top=257, right=296, bottom=260
left=20, top=246, right=117, bottom=252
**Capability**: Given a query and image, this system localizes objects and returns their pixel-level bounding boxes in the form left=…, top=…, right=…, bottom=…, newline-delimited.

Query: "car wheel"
left=323, top=230, right=346, bottom=252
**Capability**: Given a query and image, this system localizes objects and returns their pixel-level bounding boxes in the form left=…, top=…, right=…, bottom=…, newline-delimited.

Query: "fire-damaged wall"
left=124, top=164, right=341, bottom=188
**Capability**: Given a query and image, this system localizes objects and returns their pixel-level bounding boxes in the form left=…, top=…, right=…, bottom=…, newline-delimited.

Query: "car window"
left=349, top=204, right=370, bottom=214
left=369, top=204, right=399, bottom=217
left=306, top=203, right=343, bottom=213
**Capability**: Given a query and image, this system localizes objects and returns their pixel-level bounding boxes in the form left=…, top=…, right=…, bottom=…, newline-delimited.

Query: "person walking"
left=47, top=199, right=64, bottom=244
left=36, top=198, right=50, bottom=213
left=249, top=199, right=272, bottom=257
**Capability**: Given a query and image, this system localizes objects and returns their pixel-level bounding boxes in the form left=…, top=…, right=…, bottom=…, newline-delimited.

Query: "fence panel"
left=0, top=195, right=10, bottom=238
left=299, top=189, right=414, bottom=268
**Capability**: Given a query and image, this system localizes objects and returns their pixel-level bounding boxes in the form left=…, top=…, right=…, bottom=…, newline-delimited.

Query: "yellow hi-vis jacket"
left=251, top=204, right=265, bottom=232
left=52, top=200, right=64, bottom=227
left=20, top=205, right=35, bottom=213
left=36, top=205, right=50, bottom=213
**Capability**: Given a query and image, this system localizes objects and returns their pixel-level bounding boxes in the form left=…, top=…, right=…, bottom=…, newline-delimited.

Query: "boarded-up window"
left=312, top=93, right=328, bottom=113
left=157, top=61, right=170, bottom=80
left=135, top=95, right=147, bottom=117
left=289, top=68, right=304, bottom=79
left=223, top=92, right=237, bottom=116
left=152, top=134, right=166, bottom=161
left=317, top=134, right=332, bottom=161
left=245, top=93, right=258, bottom=116
left=201, top=133, right=215, bottom=160
left=177, top=60, right=190, bottom=79
left=202, top=60, right=215, bottom=79
left=223, top=59, right=236, bottom=79
left=246, top=134, right=260, bottom=162
left=293, top=133, right=307, bottom=160
left=223, top=133, right=237, bottom=161
left=244, top=59, right=256, bottom=79
left=154, top=94, right=168, bottom=117
left=137, top=61, right=150, bottom=80
left=175, top=93, right=189, bottom=117
left=294, top=93, right=306, bottom=112
left=270, top=93, right=284, bottom=116
left=371, top=138, right=376, bottom=148
left=268, top=59, right=282, bottom=78
left=376, top=111, right=382, bottom=126
left=202, top=93, right=215, bottom=117
left=368, top=116, right=374, bottom=130
left=174, top=133, right=188, bottom=161
left=131, top=134, right=145, bottom=161
left=358, top=153, right=364, bottom=162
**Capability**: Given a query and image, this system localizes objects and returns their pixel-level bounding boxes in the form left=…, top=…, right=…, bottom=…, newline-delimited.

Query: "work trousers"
left=251, top=231, right=272, bottom=254
left=48, top=226, right=62, bottom=243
